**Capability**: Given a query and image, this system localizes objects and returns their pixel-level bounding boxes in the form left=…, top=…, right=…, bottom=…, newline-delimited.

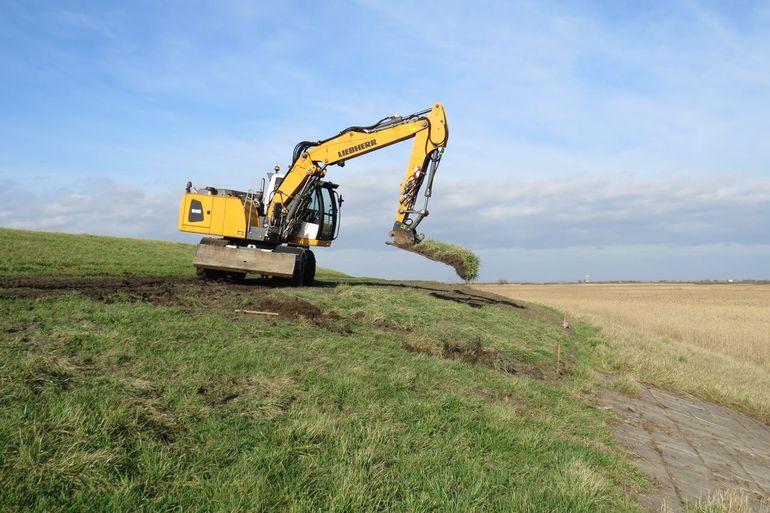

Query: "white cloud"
left=1, top=177, right=182, bottom=240
left=327, top=171, right=770, bottom=252
left=2, top=171, right=768, bottom=281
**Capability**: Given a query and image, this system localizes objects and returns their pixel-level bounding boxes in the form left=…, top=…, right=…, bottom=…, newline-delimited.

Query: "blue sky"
left=1, top=0, right=769, bottom=281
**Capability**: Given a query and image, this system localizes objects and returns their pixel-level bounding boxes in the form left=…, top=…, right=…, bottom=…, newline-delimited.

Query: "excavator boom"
left=266, top=103, right=448, bottom=246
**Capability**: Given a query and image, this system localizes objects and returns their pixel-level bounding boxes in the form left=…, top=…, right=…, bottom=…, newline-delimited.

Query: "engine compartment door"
left=179, top=193, right=214, bottom=233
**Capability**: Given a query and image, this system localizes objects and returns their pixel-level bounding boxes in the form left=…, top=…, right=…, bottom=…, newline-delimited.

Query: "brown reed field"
left=476, top=283, right=770, bottom=422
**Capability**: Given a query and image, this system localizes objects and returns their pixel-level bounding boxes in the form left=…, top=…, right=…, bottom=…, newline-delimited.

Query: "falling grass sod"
left=0, top=228, right=645, bottom=512
left=407, top=239, right=481, bottom=281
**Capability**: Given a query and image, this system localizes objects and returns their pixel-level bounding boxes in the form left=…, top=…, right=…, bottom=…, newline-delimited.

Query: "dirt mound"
left=240, top=294, right=351, bottom=334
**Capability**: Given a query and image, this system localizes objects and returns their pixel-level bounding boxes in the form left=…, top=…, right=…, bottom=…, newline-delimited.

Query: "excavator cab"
left=290, top=181, right=341, bottom=246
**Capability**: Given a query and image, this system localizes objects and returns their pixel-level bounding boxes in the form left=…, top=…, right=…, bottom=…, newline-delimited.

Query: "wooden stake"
left=235, top=309, right=279, bottom=316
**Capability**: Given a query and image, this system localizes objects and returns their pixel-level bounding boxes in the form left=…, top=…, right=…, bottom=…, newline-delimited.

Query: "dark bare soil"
left=0, top=275, right=524, bottom=308
left=340, top=280, right=525, bottom=310
left=0, top=275, right=192, bottom=301
left=255, top=295, right=322, bottom=320
left=0, top=275, right=526, bottom=334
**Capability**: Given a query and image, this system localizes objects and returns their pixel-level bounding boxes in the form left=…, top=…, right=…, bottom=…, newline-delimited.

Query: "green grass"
left=0, top=227, right=345, bottom=281
left=0, top=227, right=644, bottom=512
left=0, top=228, right=196, bottom=277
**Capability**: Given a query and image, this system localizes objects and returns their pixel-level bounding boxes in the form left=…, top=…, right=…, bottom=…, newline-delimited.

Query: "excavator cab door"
left=318, top=184, right=338, bottom=240
left=292, top=182, right=339, bottom=245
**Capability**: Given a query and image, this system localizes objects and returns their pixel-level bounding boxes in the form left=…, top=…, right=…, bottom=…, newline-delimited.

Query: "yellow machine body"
left=178, top=193, right=252, bottom=239
left=178, top=192, right=332, bottom=247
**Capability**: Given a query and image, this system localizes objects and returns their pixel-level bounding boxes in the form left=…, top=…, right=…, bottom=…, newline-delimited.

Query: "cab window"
left=302, top=189, right=321, bottom=224
left=319, top=186, right=336, bottom=240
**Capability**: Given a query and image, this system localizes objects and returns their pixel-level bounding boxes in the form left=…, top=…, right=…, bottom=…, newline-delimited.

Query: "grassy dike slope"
left=0, top=228, right=642, bottom=512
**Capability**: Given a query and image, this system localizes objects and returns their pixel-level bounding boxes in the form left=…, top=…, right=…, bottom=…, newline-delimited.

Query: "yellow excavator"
left=178, top=102, right=448, bottom=285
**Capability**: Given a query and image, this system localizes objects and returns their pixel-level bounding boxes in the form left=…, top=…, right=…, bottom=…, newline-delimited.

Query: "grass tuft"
left=680, top=490, right=752, bottom=513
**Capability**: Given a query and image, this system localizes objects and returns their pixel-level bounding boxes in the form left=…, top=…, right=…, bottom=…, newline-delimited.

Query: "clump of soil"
left=243, top=294, right=352, bottom=334
left=400, top=239, right=480, bottom=282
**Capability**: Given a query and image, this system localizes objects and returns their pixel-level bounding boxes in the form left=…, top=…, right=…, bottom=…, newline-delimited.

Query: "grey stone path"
left=600, top=384, right=770, bottom=512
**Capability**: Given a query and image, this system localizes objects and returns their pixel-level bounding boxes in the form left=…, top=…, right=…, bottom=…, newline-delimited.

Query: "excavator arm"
left=266, top=102, right=448, bottom=247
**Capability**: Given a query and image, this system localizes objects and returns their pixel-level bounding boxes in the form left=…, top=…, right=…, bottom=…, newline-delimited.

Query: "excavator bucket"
left=388, top=224, right=420, bottom=248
